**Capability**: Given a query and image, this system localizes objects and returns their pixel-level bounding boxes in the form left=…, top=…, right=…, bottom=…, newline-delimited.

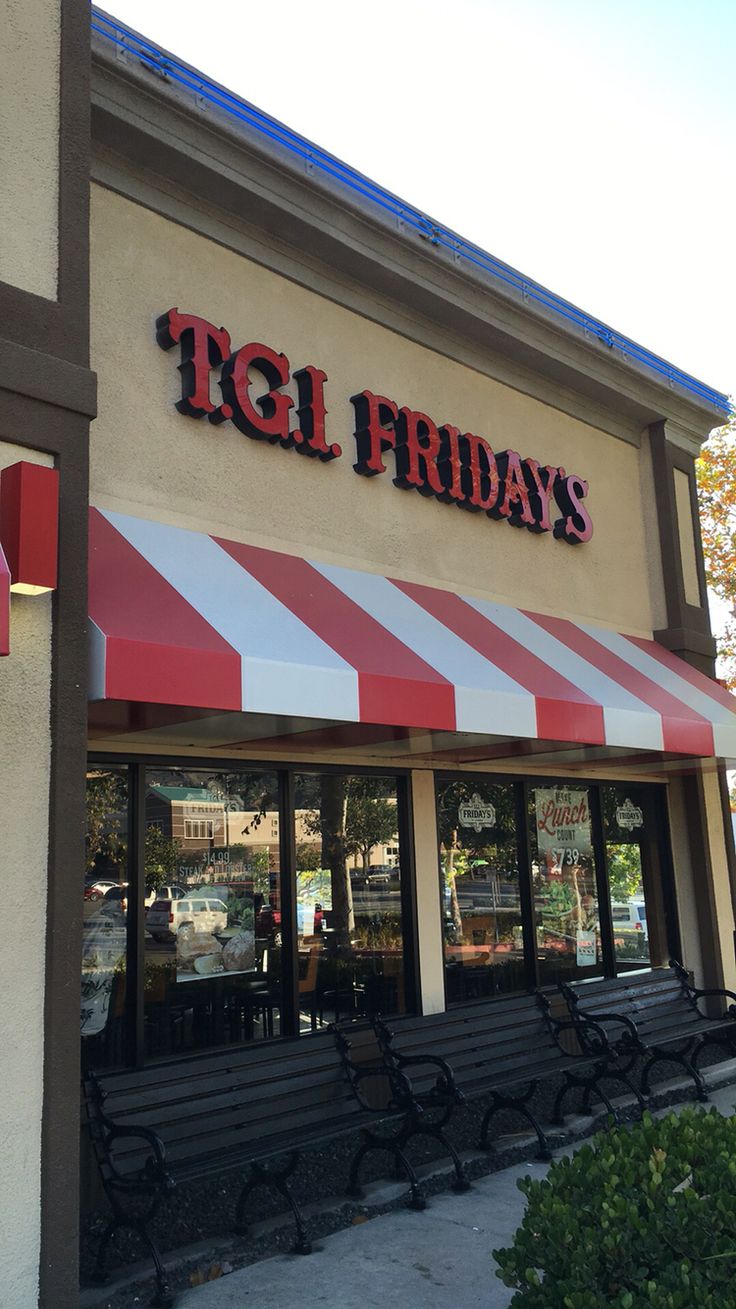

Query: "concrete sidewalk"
left=172, top=1082, right=736, bottom=1309
left=177, top=1156, right=536, bottom=1309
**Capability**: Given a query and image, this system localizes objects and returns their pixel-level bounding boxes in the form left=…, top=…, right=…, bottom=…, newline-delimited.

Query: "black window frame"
left=435, top=770, right=681, bottom=1009
left=85, top=753, right=420, bottom=1070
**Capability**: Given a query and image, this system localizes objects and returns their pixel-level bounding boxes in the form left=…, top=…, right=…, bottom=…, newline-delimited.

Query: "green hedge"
left=493, top=1108, right=736, bottom=1308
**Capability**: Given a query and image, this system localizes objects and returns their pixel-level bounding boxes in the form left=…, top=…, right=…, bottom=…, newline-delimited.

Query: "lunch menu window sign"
left=534, top=787, right=593, bottom=869
left=533, top=786, right=599, bottom=976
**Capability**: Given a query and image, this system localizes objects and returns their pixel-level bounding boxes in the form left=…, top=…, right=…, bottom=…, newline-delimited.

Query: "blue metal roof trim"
left=92, top=9, right=732, bottom=418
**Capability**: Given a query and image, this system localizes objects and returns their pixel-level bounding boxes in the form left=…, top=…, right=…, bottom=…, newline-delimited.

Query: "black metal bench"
left=560, top=960, right=736, bottom=1102
left=333, top=1018, right=471, bottom=1209
left=341, top=992, right=644, bottom=1170
left=84, top=1032, right=392, bottom=1307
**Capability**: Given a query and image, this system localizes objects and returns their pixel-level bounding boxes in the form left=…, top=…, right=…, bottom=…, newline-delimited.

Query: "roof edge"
left=91, top=6, right=732, bottom=431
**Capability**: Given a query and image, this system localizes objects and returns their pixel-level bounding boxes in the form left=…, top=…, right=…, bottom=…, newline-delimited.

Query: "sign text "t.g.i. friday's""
left=156, top=309, right=593, bottom=545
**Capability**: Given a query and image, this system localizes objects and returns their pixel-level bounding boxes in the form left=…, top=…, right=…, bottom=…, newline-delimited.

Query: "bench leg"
left=234, top=1154, right=312, bottom=1255
left=394, top=1141, right=426, bottom=1211
left=136, top=1222, right=176, bottom=1308
left=560, top=1063, right=644, bottom=1126
left=437, top=1127, right=472, bottom=1194
left=347, top=1128, right=427, bottom=1211
left=93, top=1214, right=174, bottom=1308
left=551, top=1072, right=586, bottom=1125
left=479, top=1088, right=551, bottom=1162
left=693, top=1031, right=736, bottom=1069
left=411, top=1122, right=471, bottom=1193
left=584, top=1079, right=621, bottom=1125
left=600, top=1069, right=647, bottom=1119
left=92, top=1216, right=120, bottom=1285
left=346, top=1137, right=373, bottom=1199
left=641, top=1049, right=708, bottom=1102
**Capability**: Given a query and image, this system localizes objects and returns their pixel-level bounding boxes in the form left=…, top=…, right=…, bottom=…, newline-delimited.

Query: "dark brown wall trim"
left=39, top=422, right=89, bottom=1309
left=0, top=338, right=96, bottom=420
left=649, top=420, right=717, bottom=674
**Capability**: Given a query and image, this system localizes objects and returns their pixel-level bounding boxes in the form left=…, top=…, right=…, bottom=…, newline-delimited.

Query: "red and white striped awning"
left=88, top=508, right=736, bottom=759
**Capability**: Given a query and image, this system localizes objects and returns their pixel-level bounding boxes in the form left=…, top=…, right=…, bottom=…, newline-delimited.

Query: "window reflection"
left=601, top=786, right=657, bottom=971
left=81, top=767, right=130, bottom=1068
left=294, top=774, right=407, bottom=1028
left=143, top=770, right=281, bottom=1056
left=437, top=780, right=524, bottom=1003
left=531, top=784, right=602, bottom=986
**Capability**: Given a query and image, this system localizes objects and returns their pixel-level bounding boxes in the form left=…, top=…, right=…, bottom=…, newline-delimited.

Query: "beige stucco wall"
left=0, top=0, right=60, bottom=299
left=90, top=186, right=663, bottom=636
left=0, top=444, right=53, bottom=1307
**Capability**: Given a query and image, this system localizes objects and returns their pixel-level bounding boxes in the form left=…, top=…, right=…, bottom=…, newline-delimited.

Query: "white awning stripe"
left=103, top=510, right=361, bottom=721
left=313, top=562, right=538, bottom=737
left=467, top=600, right=664, bottom=750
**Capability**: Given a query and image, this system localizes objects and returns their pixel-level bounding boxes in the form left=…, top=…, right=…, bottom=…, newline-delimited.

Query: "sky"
left=103, top=0, right=736, bottom=400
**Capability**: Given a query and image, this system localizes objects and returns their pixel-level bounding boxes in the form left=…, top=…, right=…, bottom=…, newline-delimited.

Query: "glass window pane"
left=293, top=773, right=407, bottom=1030
left=144, top=768, right=281, bottom=1056
left=436, top=780, right=525, bottom=1003
left=81, top=766, right=130, bottom=1070
left=530, top=784, right=602, bottom=986
left=601, top=785, right=659, bottom=972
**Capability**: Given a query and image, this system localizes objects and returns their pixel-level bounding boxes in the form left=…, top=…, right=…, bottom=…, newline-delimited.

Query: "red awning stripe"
left=526, top=611, right=715, bottom=756
left=88, top=509, right=242, bottom=709
left=214, top=537, right=456, bottom=731
left=625, top=633, right=736, bottom=714
left=394, top=579, right=606, bottom=745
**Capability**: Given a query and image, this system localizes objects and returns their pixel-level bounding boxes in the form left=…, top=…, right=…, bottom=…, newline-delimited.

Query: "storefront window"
left=601, top=785, right=666, bottom=972
left=82, top=758, right=678, bottom=1067
left=293, top=773, right=408, bottom=1026
left=436, top=779, right=524, bottom=1004
left=144, top=768, right=281, bottom=1057
left=81, top=766, right=130, bottom=1069
left=530, top=784, right=602, bottom=987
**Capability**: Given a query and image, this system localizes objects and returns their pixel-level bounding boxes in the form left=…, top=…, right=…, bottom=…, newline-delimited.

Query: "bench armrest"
left=390, top=1052, right=465, bottom=1102
left=102, top=1122, right=174, bottom=1192
left=683, top=986, right=736, bottom=1018
left=669, top=959, right=736, bottom=1017
left=572, top=1008, right=641, bottom=1050
left=348, top=1063, right=419, bottom=1115
left=550, top=1015, right=611, bottom=1058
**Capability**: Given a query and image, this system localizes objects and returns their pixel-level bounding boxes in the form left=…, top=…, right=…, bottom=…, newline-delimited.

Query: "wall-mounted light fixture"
left=0, top=461, right=59, bottom=595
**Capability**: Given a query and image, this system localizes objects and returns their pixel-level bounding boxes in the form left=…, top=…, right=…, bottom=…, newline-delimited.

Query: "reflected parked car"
left=101, top=883, right=184, bottom=916
left=101, top=885, right=130, bottom=915
left=611, top=900, right=648, bottom=939
left=84, top=879, right=118, bottom=901
left=255, top=902, right=323, bottom=943
left=146, top=896, right=228, bottom=942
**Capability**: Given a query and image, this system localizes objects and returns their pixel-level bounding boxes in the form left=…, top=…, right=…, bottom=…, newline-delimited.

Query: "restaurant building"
left=2, top=5, right=736, bottom=1306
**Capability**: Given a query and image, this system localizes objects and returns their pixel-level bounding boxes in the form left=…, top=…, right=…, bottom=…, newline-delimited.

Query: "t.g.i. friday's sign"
left=156, top=308, right=593, bottom=546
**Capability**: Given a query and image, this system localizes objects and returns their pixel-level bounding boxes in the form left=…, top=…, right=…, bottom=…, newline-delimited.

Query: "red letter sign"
left=156, top=309, right=231, bottom=417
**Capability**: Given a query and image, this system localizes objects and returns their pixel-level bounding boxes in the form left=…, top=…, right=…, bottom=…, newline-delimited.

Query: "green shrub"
left=493, top=1108, right=736, bottom=1308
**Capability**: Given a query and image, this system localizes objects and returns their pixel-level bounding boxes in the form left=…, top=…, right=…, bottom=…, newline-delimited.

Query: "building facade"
left=1, top=7, right=735, bottom=1306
